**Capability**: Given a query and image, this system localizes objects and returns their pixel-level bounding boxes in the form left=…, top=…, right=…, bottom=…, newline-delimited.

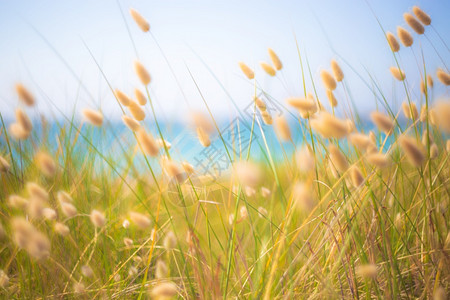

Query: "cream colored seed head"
left=399, top=136, right=425, bottom=167
left=0, top=155, right=10, bottom=172
left=27, top=182, right=48, bottom=201
left=389, top=66, right=405, bottom=81
left=404, top=13, right=425, bottom=34
left=350, top=166, right=364, bottom=187
left=238, top=62, right=254, bottom=79
left=430, top=143, right=438, bottom=159
left=137, top=128, right=159, bottom=156
left=129, top=211, right=151, bottom=229
left=135, top=88, right=147, bottom=105
left=57, top=191, right=73, bottom=203
left=320, top=70, right=337, bottom=90
left=15, top=108, right=32, bottom=133
left=196, top=127, right=211, bottom=147
left=397, top=26, right=413, bottom=47
left=427, top=74, right=434, bottom=88
left=260, top=62, right=276, bottom=76
left=326, top=90, right=338, bottom=107
left=286, top=97, right=316, bottom=116
left=181, top=161, right=194, bottom=174
left=134, top=61, right=151, bottom=85
left=274, top=116, right=291, bottom=141
left=60, top=201, right=77, bottom=218
left=367, top=153, right=390, bottom=169
left=255, top=97, right=266, bottom=111
left=15, top=83, right=35, bottom=106
left=293, top=182, right=315, bottom=212
left=268, top=48, right=282, bottom=70
left=401, top=102, right=418, bottom=120
left=122, top=115, right=140, bottom=131
left=356, top=264, right=378, bottom=279
left=54, top=222, right=70, bottom=236
left=163, top=231, right=177, bottom=250
left=348, top=133, right=371, bottom=150
left=412, top=6, right=431, bottom=26
left=386, top=32, right=400, bottom=52
left=328, top=144, right=349, bottom=173
left=36, top=151, right=57, bottom=177
left=310, top=112, right=349, bottom=139
left=82, top=108, right=103, bottom=126
left=261, top=187, right=271, bottom=198
left=9, top=122, right=30, bottom=140
left=128, top=101, right=146, bottom=121
left=90, top=209, right=106, bottom=228
left=8, top=195, right=28, bottom=209
left=114, top=89, right=132, bottom=106
left=155, top=259, right=168, bottom=279
left=330, top=59, right=344, bottom=82
left=129, top=8, right=150, bottom=32
left=370, top=111, right=394, bottom=135
left=150, top=282, right=178, bottom=298
left=436, top=68, right=450, bottom=86
left=295, top=146, right=315, bottom=173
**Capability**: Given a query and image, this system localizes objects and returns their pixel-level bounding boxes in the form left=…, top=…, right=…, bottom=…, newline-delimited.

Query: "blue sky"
left=0, top=0, right=448, bottom=123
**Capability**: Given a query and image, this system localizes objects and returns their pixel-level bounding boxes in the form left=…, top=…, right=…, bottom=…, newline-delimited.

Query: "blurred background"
left=0, top=0, right=449, bottom=123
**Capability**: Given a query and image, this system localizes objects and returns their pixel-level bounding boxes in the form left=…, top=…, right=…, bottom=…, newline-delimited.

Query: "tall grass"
left=0, top=4, right=449, bottom=300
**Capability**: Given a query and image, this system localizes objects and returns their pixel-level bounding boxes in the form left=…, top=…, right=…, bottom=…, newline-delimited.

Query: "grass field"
left=0, top=4, right=449, bottom=299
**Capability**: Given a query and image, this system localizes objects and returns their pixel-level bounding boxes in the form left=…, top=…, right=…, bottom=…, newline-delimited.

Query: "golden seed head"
left=356, top=264, right=378, bottom=279
left=401, top=102, right=418, bottom=120
left=155, top=259, right=168, bottom=279
left=330, top=59, right=344, bottom=82
left=404, top=13, right=425, bottom=34
left=128, top=101, right=146, bottom=121
left=73, top=282, right=85, bottom=294
left=15, top=83, right=35, bottom=106
left=82, top=108, right=103, bottom=126
left=261, top=110, right=273, bottom=125
left=26, top=182, right=48, bottom=201
left=196, top=127, right=211, bottom=147
left=60, top=201, right=77, bottom=218
left=57, top=191, right=73, bottom=203
left=8, top=195, right=28, bottom=209
left=293, top=182, right=315, bottom=212
left=348, top=133, right=371, bottom=151
left=386, top=32, right=400, bottom=52
left=295, top=146, right=315, bottom=173
left=134, top=61, right=151, bottom=85
left=433, top=101, right=450, bottom=133
left=134, top=88, right=147, bottom=105
left=161, top=158, right=184, bottom=182
left=42, top=208, right=57, bottom=220
left=260, top=62, right=276, bottom=76
left=367, top=153, right=390, bottom=169
left=35, top=151, right=57, bottom=177
left=234, top=161, right=261, bottom=188
left=399, top=136, right=425, bottom=167
left=412, top=6, right=431, bottom=26
left=238, top=62, right=255, bottom=79
left=9, top=122, right=30, bottom=140
left=350, top=166, right=364, bottom=187
left=150, top=281, right=178, bottom=298
left=286, top=97, right=316, bottom=116
left=129, top=8, right=150, bottom=32
left=274, top=116, right=291, bottom=141
left=15, top=108, right=33, bottom=133
left=389, top=66, right=405, bottom=81
left=54, top=222, right=70, bottom=236
left=254, top=97, right=267, bottom=111
left=268, top=48, right=283, bottom=70
left=430, top=143, right=438, bottom=159
left=310, top=112, right=350, bottom=139
left=122, top=115, right=141, bottom=131
left=114, top=89, right=132, bottom=106
left=90, top=209, right=106, bottom=228
left=320, top=70, right=337, bottom=90
left=436, top=68, right=450, bottom=86
left=397, top=26, right=413, bottom=47
left=137, top=128, right=159, bottom=156
left=328, top=144, right=349, bottom=173
left=370, top=111, right=394, bottom=135
left=181, top=161, right=194, bottom=174
left=163, top=231, right=177, bottom=250
left=0, top=155, right=10, bottom=172
left=326, top=90, right=338, bottom=107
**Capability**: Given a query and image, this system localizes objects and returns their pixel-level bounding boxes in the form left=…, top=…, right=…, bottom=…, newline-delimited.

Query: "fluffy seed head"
left=367, top=153, right=390, bottom=168
left=286, top=97, right=316, bottom=116
left=0, top=155, right=10, bottom=172
left=15, top=108, right=32, bottom=133
left=399, top=136, right=425, bottom=167
left=412, top=6, right=431, bottom=26
left=73, top=282, right=85, bottom=294
left=128, top=101, right=146, bottom=121
left=9, top=122, right=30, bottom=140
left=433, top=101, right=450, bottom=133
left=81, top=265, right=93, bottom=278
left=54, top=222, right=70, bottom=236
left=350, top=166, right=364, bottom=187
left=57, top=191, right=72, bottom=203
left=328, top=144, right=348, bottom=173
left=163, top=231, right=177, bottom=250
left=8, top=195, right=28, bottom=209
left=137, top=128, right=159, bottom=156
left=234, top=161, right=261, bottom=188
left=401, top=102, right=418, bottom=120
left=15, top=83, right=35, bottom=106
left=42, top=208, right=57, bottom=220
left=295, top=146, right=315, bottom=173
left=386, top=32, right=400, bottom=52
left=181, top=161, right=194, bottom=174
left=35, top=151, right=56, bottom=177
left=427, top=74, right=434, bottom=88
left=370, top=111, right=394, bottom=135
left=260, top=62, right=276, bottom=76
left=134, top=88, right=147, bottom=105
left=155, top=260, right=168, bottom=279
left=27, top=182, right=48, bottom=201
left=261, top=111, right=273, bottom=125
left=122, top=219, right=130, bottom=229
left=0, top=270, right=9, bottom=288
left=122, top=115, right=140, bottom=131
left=330, top=60, right=344, bottom=82
left=134, top=61, right=151, bottom=85
left=293, top=182, right=315, bottom=212
left=348, top=133, right=371, bottom=151
left=123, top=237, right=133, bottom=247
left=114, top=89, right=132, bottom=106
left=268, top=48, right=282, bottom=70
left=320, top=70, right=337, bottom=90
left=238, top=62, right=254, bottom=79
left=254, top=97, right=266, bottom=111
left=257, top=206, right=268, bottom=217
left=129, top=8, right=150, bottom=32
left=261, top=187, right=271, bottom=198
left=404, top=13, right=425, bottom=34
left=82, top=108, right=103, bottom=126
left=397, top=26, right=413, bottom=47
left=430, top=143, right=438, bottom=159
left=356, top=264, right=378, bottom=279
left=310, top=112, right=350, bottom=139
left=389, top=66, right=405, bottom=81
left=326, top=90, right=338, bottom=107
left=27, top=197, right=45, bottom=219
left=274, top=116, right=291, bottom=141
left=447, top=140, right=450, bottom=152
left=150, top=282, right=178, bottom=298
left=129, top=211, right=151, bottom=229
left=239, top=206, right=249, bottom=219
left=90, top=209, right=106, bottom=228
left=196, top=127, right=211, bottom=147
left=12, top=218, right=50, bottom=260
left=60, top=201, right=77, bottom=218
left=436, top=68, right=450, bottom=86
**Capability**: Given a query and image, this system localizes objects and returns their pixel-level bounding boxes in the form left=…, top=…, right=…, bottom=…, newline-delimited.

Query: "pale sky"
left=0, top=0, right=449, bottom=123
